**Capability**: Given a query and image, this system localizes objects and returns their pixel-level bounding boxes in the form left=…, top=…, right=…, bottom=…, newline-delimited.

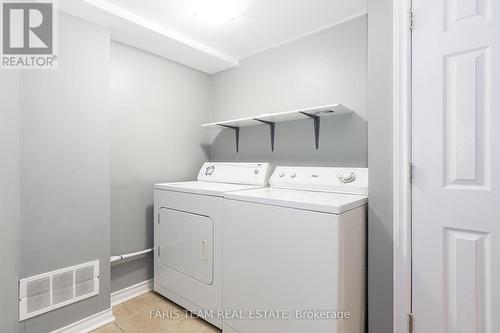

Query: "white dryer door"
left=158, top=208, right=213, bottom=285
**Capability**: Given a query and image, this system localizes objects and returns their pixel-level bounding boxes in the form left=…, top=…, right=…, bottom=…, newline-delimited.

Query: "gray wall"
left=367, top=0, right=394, bottom=332
left=110, top=42, right=211, bottom=292
left=0, top=72, right=20, bottom=333
left=210, top=15, right=367, bottom=167
left=18, top=12, right=111, bottom=333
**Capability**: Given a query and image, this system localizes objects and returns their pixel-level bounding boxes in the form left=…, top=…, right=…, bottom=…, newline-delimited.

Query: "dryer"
left=153, top=162, right=271, bottom=328
left=223, top=166, right=368, bottom=333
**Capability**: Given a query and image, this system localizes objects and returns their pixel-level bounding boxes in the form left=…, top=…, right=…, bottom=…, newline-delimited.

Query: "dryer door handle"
left=201, top=240, right=208, bottom=261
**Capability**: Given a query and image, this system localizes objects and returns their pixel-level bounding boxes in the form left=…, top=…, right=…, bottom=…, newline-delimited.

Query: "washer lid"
left=224, top=187, right=367, bottom=214
left=154, top=181, right=265, bottom=197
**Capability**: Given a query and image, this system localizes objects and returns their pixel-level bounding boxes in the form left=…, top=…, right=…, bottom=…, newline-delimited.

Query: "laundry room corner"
left=109, top=41, right=212, bottom=294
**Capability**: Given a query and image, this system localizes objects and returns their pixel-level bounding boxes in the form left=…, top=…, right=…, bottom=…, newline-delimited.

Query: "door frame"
left=393, top=0, right=413, bottom=331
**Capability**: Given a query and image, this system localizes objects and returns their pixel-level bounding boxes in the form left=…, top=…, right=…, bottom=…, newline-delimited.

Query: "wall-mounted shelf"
left=202, top=104, right=352, bottom=152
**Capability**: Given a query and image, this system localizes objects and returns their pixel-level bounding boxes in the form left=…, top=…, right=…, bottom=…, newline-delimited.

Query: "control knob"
left=339, top=172, right=356, bottom=183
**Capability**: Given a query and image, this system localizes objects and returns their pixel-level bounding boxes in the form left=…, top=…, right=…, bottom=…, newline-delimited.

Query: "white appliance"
left=154, top=162, right=271, bottom=328
left=223, top=166, right=368, bottom=333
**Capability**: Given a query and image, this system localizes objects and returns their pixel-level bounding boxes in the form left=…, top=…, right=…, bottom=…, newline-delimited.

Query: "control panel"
left=197, top=162, right=272, bottom=186
left=269, top=166, right=368, bottom=195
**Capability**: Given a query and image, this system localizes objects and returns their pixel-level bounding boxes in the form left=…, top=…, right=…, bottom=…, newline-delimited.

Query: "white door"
left=412, top=0, right=500, bottom=332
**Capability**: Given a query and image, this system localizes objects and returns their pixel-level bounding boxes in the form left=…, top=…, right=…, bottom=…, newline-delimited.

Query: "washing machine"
left=153, top=162, right=271, bottom=328
left=223, top=166, right=368, bottom=333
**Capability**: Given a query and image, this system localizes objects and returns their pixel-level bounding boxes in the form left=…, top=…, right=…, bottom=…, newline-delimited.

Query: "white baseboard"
left=50, top=308, right=115, bottom=333
left=50, top=280, right=153, bottom=333
left=111, top=279, right=153, bottom=307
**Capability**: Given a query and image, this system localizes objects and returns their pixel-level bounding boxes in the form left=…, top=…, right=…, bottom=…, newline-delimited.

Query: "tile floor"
left=92, top=292, right=220, bottom=333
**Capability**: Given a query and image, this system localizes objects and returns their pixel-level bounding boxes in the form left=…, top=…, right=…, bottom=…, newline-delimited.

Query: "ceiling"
left=59, top=0, right=367, bottom=74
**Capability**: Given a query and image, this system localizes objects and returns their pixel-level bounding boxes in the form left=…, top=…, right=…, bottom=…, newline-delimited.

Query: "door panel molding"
left=443, top=46, right=491, bottom=189
left=444, top=0, right=491, bottom=30
left=444, top=228, right=491, bottom=333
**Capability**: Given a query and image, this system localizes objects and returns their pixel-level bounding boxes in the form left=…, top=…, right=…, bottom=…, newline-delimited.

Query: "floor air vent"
left=19, top=260, right=99, bottom=321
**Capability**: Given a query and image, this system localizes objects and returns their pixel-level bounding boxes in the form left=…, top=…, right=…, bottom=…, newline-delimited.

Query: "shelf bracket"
left=219, top=125, right=240, bottom=153
left=254, top=119, right=276, bottom=151
left=300, top=112, right=320, bottom=149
